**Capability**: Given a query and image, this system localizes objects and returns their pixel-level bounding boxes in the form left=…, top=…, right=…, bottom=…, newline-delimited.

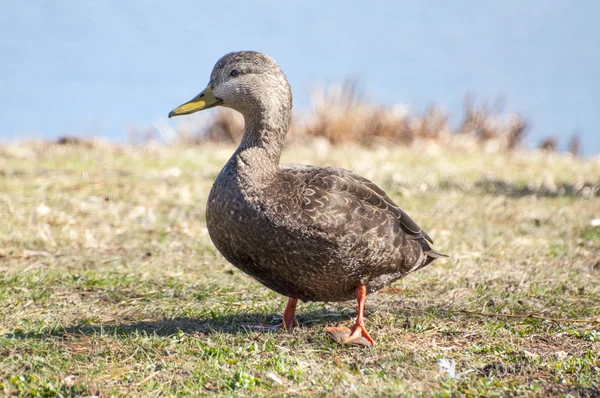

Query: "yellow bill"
left=168, top=85, right=222, bottom=118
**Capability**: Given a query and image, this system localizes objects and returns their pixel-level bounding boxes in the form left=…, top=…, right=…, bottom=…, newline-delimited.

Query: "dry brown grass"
left=164, top=81, right=561, bottom=155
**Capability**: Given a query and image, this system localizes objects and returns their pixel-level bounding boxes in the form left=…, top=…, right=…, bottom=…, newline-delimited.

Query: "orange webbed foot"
left=323, top=285, right=374, bottom=347
left=323, top=326, right=352, bottom=342
left=344, top=322, right=374, bottom=346
left=323, top=324, right=374, bottom=347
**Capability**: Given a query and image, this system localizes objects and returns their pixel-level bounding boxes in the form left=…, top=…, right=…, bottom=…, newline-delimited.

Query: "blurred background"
left=1, top=0, right=599, bottom=155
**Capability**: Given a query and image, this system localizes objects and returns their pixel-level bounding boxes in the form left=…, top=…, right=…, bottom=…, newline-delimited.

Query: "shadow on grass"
left=3, top=310, right=351, bottom=340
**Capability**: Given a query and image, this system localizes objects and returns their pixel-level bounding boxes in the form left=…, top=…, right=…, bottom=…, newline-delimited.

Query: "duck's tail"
left=425, top=248, right=449, bottom=260
left=411, top=243, right=449, bottom=274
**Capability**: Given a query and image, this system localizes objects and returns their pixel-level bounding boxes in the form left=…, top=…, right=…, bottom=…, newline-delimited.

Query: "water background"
left=1, top=1, right=598, bottom=154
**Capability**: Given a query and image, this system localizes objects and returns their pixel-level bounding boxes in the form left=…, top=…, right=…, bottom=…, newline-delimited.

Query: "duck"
left=168, top=51, right=447, bottom=346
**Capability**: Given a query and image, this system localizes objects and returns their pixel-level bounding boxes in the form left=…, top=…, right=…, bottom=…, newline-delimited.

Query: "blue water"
left=1, top=1, right=599, bottom=154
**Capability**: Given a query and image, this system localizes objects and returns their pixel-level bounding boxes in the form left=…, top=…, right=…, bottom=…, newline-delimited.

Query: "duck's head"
left=168, top=51, right=292, bottom=119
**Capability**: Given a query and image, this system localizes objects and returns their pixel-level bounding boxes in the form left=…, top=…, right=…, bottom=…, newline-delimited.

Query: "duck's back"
left=206, top=160, right=444, bottom=302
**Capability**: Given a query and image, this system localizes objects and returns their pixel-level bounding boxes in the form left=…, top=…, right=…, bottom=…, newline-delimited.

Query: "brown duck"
left=169, top=51, right=447, bottom=346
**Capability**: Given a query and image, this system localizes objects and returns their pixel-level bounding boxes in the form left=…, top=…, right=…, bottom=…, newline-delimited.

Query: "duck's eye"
left=230, top=69, right=241, bottom=77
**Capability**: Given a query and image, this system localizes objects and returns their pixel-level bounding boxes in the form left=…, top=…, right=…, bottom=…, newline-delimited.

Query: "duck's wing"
left=338, top=170, right=434, bottom=244
left=281, top=164, right=447, bottom=263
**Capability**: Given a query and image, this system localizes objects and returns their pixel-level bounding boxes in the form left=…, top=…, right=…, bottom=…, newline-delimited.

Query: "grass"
left=0, top=141, right=599, bottom=397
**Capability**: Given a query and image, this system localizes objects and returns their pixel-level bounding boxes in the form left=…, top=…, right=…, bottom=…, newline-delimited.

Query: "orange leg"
left=324, top=285, right=374, bottom=346
left=239, top=297, right=298, bottom=332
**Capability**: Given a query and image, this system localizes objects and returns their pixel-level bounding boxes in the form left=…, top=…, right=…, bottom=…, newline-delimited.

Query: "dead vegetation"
left=157, top=81, right=584, bottom=156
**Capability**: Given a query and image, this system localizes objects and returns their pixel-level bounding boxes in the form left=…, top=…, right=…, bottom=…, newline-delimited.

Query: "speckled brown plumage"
left=207, top=160, right=446, bottom=302
left=169, top=51, right=447, bottom=342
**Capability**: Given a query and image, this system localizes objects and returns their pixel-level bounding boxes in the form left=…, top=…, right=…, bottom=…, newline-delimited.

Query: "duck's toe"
left=323, top=326, right=373, bottom=347
left=343, top=323, right=374, bottom=346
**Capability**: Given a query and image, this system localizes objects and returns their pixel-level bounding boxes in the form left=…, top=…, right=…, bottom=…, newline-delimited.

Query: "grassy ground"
left=0, top=141, right=599, bottom=397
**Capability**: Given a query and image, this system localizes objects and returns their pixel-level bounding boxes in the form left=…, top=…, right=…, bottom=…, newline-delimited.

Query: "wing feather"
left=286, top=166, right=433, bottom=242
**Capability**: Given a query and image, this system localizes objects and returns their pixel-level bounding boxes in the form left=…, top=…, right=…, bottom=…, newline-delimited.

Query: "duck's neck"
left=233, top=101, right=291, bottom=178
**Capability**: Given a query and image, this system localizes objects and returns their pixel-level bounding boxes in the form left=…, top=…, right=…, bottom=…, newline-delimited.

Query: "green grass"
left=0, top=142, right=599, bottom=397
